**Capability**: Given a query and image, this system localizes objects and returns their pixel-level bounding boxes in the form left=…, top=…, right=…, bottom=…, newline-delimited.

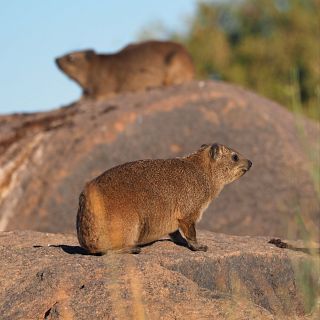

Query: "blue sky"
left=0, top=0, right=197, bottom=114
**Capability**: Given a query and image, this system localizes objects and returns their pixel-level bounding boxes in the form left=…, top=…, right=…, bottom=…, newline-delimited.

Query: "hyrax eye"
left=67, top=55, right=74, bottom=63
left=232, top=154, right=239, bottom=162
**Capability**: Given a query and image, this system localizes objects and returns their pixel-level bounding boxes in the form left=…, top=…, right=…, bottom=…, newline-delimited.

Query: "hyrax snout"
left=76, top=143, right=252, bottom=254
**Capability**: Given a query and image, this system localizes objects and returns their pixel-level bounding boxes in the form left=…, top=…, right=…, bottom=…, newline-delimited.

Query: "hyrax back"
left=76, top=143, right=252, bottom=254
left=55, top=40, right=195, bottom=100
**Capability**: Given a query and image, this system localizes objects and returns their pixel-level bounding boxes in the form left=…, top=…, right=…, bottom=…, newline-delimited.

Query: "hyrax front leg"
left=178, top=219, right=208, bottom=252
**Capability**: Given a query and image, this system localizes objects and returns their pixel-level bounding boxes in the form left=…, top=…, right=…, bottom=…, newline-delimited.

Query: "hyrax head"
left=201, top=143, right=252, bottom=185
left=55, top=50, right=96, bottom=84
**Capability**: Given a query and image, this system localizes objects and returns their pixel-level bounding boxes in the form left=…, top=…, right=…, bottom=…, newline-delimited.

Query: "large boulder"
left=0, top=81, right=318, bottom=237
left=0, top=230, right=318, bottom=319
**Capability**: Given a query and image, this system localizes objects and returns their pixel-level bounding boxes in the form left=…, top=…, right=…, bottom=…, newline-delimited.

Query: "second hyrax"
left=77, top=143, right=252, bottom=254
left=55, top=40, right=195, bottom=100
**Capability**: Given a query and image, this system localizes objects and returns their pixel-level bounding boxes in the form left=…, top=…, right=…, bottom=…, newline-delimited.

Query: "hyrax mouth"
left=240, top=160, right=252, bottom=175
left=241, top=168, right=248, bottom=175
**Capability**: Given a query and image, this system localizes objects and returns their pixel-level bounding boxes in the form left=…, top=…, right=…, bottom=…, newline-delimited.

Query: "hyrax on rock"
left=55, top=40, right=195, bottom=100
left=77, top=143, right=252, bottom=254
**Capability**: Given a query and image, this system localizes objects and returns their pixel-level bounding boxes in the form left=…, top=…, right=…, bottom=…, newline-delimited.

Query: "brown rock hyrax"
left=55, top=40, right=195, bottom=100
left=76, top=143, right=252, bottom=254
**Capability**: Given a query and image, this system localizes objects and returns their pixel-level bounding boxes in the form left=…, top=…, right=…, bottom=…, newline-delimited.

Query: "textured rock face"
left=0, top=230, right=318, bottom=319
left=0, top=80, right=319, bottom=237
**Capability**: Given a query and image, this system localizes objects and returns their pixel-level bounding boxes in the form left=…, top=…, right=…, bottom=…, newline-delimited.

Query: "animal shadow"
left=33, top=244, right=96, bottom=255
left=140, top=230, right=190, bottom=249
left=32, top=230, right=190, bottom=256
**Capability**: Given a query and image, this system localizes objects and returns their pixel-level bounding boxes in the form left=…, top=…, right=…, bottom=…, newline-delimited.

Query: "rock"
left=0, top=81, right=319, bottom=237
left=0, top=230, right=318, bottom=319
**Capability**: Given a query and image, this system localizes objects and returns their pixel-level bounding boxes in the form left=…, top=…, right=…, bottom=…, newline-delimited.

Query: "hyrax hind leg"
left=174, top=219, right=208, bottom=252
left=98, top=245, right=140, bottom=255
left=111, top=222, right=142, bottom=254
left=115, top=246, right=141, bottom=254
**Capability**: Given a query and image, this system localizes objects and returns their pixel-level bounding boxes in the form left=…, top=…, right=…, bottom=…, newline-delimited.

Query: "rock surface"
left=0, top=230, right=319, bottom=319
left=0, top=80, right=319, bottom=237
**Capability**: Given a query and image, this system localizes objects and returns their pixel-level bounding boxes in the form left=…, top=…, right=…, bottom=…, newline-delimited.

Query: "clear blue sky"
left=0, top=0, right=197, bottom=114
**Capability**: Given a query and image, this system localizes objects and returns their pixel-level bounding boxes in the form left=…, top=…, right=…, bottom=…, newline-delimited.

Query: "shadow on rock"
left=33, top=244, right=92, bottom=255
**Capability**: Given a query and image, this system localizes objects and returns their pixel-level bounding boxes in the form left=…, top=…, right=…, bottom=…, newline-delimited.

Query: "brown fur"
left=76, top=143, right=252, bottom=254
left=55, top=40, right=195, bottom=100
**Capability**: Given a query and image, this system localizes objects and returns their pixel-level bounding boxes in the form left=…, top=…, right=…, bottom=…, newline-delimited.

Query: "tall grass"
left=289, top=68, right=320, bottom=317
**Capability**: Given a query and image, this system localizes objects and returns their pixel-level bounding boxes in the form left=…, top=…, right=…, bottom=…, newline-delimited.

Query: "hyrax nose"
left=248, top=160, right=253, bottom=169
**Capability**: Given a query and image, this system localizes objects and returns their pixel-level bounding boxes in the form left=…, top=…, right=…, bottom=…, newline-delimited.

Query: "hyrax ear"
left=210, top=143, right=221, bottom=160
left=85, top=50, right=96, bottom=60
left=201, top=144, right=209, bottom=149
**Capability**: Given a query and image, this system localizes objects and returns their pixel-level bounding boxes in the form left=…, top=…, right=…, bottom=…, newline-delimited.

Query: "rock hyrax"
left=55, top=40, right=195, bottom=100
left=77, top=143, right=252, bottom=254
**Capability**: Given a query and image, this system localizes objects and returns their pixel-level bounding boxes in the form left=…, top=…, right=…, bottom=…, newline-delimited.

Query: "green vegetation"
left=170, top=0, right=319, bottom=120
left=290, top=69, right=320, bottom=316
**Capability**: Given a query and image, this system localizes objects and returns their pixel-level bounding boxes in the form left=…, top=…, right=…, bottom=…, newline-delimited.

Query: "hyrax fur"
left=76, top=143, right=252, bottom=254
left=55, top=40, right=195, bottom=100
